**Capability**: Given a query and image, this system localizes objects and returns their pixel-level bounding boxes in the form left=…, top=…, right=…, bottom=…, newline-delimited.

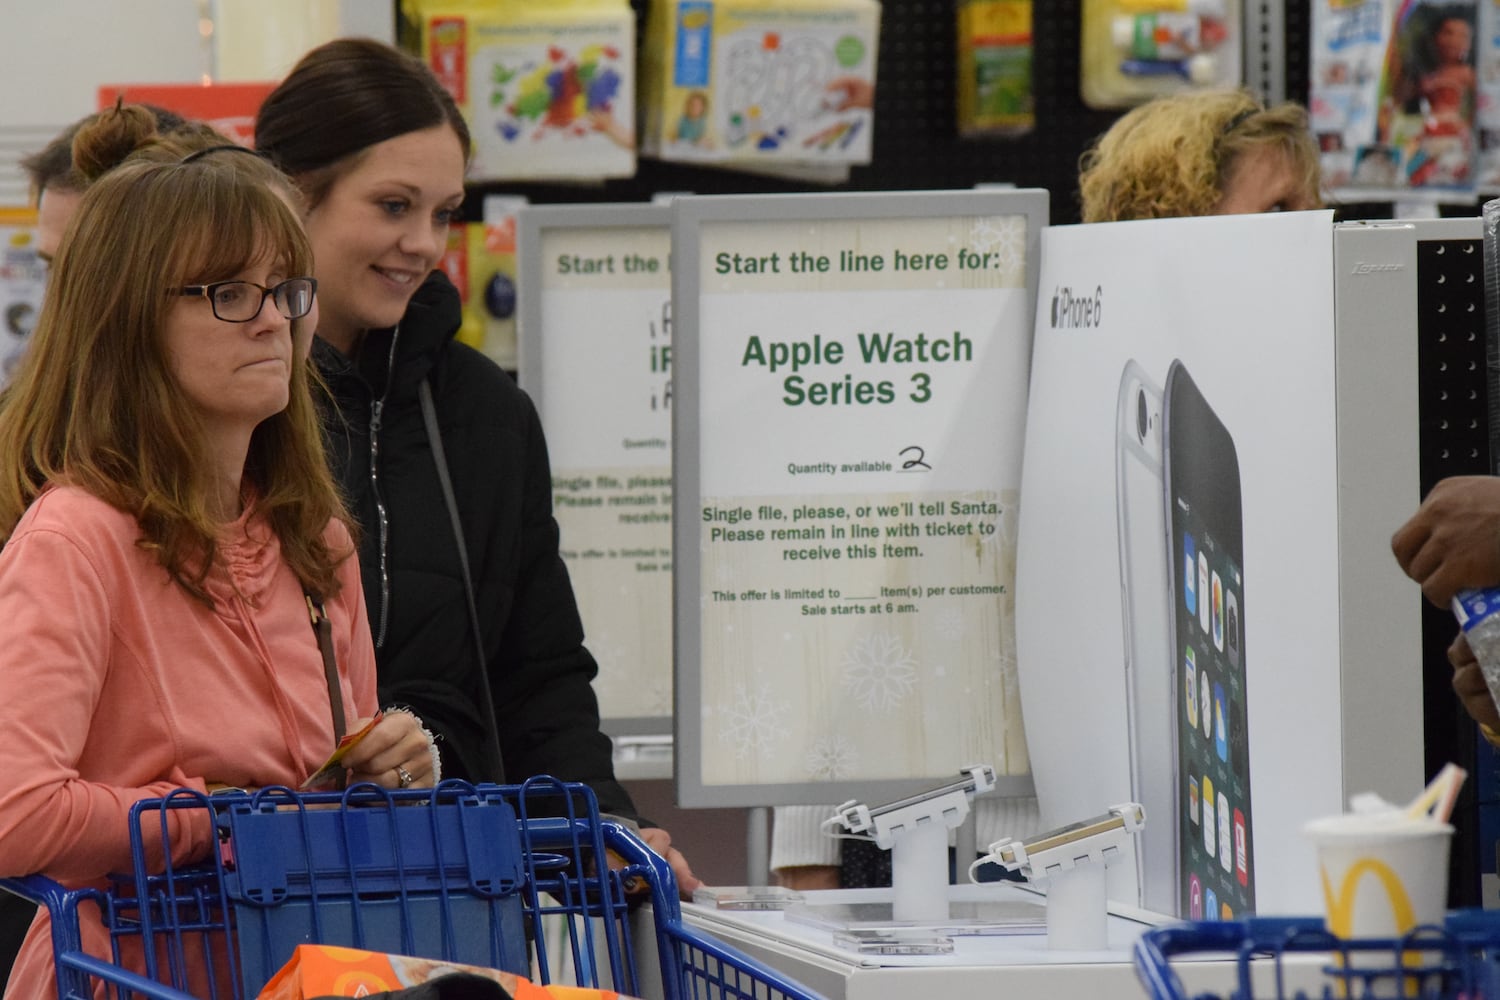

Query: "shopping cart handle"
left=1, top=873, right=99, bottom=982
left=0, top=873, right=68, bottom=909
left=1135, top=920, right=1247, bottom=1000
left=56, top=951, right=195, bottom=1000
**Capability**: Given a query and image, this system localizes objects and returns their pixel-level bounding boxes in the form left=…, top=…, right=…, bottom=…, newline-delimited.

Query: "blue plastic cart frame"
left=2, top=778, right=823, bottom=1000
left=1134, top=913, right=1500, bottom=1000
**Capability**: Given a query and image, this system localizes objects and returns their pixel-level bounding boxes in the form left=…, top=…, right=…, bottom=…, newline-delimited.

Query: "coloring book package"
left=640, top=0, right=881, bottom=167
left=405, top=0, right=636, bottom=182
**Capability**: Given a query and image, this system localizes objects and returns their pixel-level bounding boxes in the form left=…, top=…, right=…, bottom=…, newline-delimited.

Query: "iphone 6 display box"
left=1017, top=214, right=1468, bottom=917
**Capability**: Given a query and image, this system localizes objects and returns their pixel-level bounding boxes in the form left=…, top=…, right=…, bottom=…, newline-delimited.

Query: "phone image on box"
left=1115, top=360, right=1179, bottom=916
left=1163, top=360, right=1253, bottom=917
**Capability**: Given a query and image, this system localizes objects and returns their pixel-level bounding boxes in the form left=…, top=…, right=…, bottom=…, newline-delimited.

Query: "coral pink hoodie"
left=0, top=486, right=376, bottom=999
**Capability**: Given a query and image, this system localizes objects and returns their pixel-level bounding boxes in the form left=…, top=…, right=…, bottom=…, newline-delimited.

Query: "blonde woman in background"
left=1077, top=87, right=1323, bottom=222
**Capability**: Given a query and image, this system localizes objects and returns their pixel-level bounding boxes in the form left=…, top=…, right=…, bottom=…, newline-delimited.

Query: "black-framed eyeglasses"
left=174, top=277, right=317, bottom=323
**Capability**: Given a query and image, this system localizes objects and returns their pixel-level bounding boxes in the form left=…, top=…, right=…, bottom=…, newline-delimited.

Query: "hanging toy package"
left=1310, top=0, right=1478, bottom=199
left=1477, top=0, right=1500, bottom=188
left=402, top=0, right=637, bottom=183
left=956, top=0, right=1034, bottom=137
left=639, top=0, right=882, bottom=169
left=1080, top=0, right=1242, bottom=110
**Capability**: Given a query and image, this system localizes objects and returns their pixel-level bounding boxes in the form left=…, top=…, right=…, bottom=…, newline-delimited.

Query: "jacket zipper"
left=367, top=328, right=402, bottom=650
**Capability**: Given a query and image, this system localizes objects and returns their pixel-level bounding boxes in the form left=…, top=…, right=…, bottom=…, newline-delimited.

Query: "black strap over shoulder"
left=419, top=376, right=505, bottom=782
left=306, top=592, right=348, bottom=791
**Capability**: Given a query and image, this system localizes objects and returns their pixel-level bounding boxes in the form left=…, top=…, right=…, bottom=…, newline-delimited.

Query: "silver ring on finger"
left=396, top=765, right=414, bottom=788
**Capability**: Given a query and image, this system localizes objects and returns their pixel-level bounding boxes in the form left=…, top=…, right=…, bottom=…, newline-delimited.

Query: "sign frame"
left=672, top=189, right=1047, bottom=808
left=518, top=202, right=676, bottom=738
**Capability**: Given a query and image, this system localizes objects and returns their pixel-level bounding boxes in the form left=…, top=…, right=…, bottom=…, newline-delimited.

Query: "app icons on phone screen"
left=1185, top=648, right=1198, bottom=729
left=1211, top=571, right=1224, bottom=652
left=1214, top=683, right=1228, bottom=762
left=1184, top=533, right=1197, bottom=615
left=1189, top=875, right=1203, bottom=919
left=1197, top=551, right=1210, bottom=633
left=1221, top=902, right=1234, bottom=920
left=1205, top=887, right=1218, bottom=921
left=1226, top=588, right=1240, bottom=666
left=1217, top=792, right=1232, bottom=872
left=1202, top=776, right=1216, bottom=855
left=1189, top=776, right=1199, bottom=824
left=1234, top=808, right=1248, bottom=886
left=1200, top=669, right=1212, bottom=739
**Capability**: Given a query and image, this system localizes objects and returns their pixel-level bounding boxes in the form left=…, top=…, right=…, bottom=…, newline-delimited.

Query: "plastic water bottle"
left=1452, top=589, right=1500, bottom=709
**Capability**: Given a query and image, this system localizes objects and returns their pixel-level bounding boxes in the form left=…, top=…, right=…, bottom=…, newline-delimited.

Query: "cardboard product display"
left=1017, top=212, right=1427, bottom=917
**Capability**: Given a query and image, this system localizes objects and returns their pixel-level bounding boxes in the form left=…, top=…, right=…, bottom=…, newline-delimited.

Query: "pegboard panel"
left=1416, top=237, right=1489, bottom=906
left=429, top=3, right=1346, bottom=226
left=450, top=0, right=1121, bottom=225
left=1286, top=2, right=1311, bottom=105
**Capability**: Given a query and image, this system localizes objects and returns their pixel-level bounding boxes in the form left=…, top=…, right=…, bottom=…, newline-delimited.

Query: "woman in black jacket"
left=255, top=37, right=700, bottom=894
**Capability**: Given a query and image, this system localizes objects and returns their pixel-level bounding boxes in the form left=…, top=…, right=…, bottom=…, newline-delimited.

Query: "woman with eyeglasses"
left=0, top=108, right=435, bottom=1000
left=254, top=39, right=701, bottom=894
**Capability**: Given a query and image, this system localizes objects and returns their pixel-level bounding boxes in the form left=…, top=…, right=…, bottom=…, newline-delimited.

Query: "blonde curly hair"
left=1078, top=89, right=1322, bottom=223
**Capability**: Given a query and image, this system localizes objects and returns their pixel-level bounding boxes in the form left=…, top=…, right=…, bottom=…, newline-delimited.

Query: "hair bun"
left=71, top=103, right=165, bottom=182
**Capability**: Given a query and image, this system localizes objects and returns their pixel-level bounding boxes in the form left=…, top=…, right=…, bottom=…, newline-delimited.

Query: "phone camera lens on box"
left=1137, top=390, right=1148, bottom=441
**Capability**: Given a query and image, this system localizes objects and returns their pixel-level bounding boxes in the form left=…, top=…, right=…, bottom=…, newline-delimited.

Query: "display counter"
left=676, top=885, right=1327, bottom=1000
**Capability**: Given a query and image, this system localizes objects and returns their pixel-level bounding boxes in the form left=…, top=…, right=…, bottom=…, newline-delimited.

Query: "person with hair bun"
left=255, top=38, right=701, bottom=894
left=1077, top=87, right=1324, bottom=222
left=21, top=103, right=185, bottom=263
left=0, top=107, right=437, bottom=1000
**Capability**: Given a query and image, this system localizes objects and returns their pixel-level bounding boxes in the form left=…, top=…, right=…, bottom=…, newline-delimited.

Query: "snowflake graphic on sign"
left=936, top=607, right=966, bottom=641
left=841, top=632, right=919, bottom=713
left=714, top=682, right=791, bottom=759
left=970, top=217, right=1026, bottom=276
left=953, top=490, right=1004, bottom=550
left=804, top=735, right=858, bottom=780
left=643, top=677, right=672, bottom=716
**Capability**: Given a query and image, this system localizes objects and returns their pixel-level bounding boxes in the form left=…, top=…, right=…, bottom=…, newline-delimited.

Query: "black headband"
left=1222, top=108, right=1259, bottom=135
left=179, top=144, right=267, bottom=165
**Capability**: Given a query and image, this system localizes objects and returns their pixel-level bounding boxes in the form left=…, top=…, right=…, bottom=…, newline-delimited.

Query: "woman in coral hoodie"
left=0, top=113, right=436, bottom=1000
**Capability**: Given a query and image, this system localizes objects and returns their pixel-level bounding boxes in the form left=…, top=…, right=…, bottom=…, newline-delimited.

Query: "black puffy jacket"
left=313, top=270, right=638, bottom=820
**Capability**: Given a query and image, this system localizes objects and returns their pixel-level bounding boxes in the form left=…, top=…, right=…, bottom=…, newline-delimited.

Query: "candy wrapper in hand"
left=301, top=711, right=382, bottom=791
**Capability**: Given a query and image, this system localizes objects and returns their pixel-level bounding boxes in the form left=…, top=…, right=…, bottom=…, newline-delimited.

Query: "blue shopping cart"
left=1, top=777, right=824, bottom=1000
left=1133, top=913, right=1500, bottom=999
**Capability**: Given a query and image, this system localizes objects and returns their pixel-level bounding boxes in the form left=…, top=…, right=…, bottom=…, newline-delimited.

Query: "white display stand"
left=677, top=887, right=1327, bottom=1000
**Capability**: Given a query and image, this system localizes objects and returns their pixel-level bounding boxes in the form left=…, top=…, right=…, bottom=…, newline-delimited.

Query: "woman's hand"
left=341, top=711, right=436, bottom=789
left=636, top=826, right=704, bottom=899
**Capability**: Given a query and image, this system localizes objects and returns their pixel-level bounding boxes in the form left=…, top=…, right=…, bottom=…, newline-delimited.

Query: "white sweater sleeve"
left=770, top=805, right=843, bottom=870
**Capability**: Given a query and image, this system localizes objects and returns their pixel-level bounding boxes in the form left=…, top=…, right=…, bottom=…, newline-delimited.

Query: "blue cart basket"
left=2, top=776, right=824, bottom=1000
left=1134, top=912, right=1500, bottom=1000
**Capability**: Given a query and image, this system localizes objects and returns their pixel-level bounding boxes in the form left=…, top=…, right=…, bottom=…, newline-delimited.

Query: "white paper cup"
left=1303, top=812, right=1452, bottom=997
